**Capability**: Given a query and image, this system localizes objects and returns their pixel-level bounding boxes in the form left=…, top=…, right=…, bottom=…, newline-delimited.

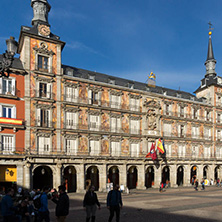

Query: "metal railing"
left=33, top=90, right=55, bottom=100
left=35, top=120, right=54, bottom=128
left=62, top=95, right=140, bottom=111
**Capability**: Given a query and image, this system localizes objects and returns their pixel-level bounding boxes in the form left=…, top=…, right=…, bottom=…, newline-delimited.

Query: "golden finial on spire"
left=208, top=21, right=214, bottom=36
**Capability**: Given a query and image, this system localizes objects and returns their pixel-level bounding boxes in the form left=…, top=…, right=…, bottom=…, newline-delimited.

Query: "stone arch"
left=33, top=165, right=53, bottom=190
left=63, top=165, right=77, bottom=193
left=190, top=165, right=197, bottom=184
left=203, top=165, right=208, bottom=179
left=107, top=166, right=119, bottom=186
left=85, top=165, right=99, bottom=191
left=145, top=166, right=154, bottom=188
left=127, top=166, right=138, bottom=189
left=177, top=165, right=184, bottom=186
left=162, top=166, right=170, bottom=184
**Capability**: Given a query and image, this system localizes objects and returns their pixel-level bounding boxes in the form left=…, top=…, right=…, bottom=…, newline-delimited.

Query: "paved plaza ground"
left=48, top=186, right=222, bottom=222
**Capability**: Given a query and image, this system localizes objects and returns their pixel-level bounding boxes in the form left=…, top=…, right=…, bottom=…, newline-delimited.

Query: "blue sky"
left=1, top=0, right=222, bottom=94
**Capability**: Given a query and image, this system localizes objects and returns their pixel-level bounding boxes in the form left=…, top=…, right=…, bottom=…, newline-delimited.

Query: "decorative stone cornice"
left=64, top=106, right=79, bottom=112
left=64, top=82, right=80, bottom=88
left=110, top=137, right=121, bottom=142
left=33, top=42, right=55, bottom=56
left=88, top=109, right=100, bottom=115
left=163, top=120, right=174, bottom=124
left=143, top=99, right=161, bottom=109
left=109, top=89, right=123, bottom=96
left=88, top=136, right=100, bottom=141
left=35, top=102, right=54, bottom=109
left=178, top=102, right=188, bottom=108
left=129, top=93, right=141, bottom=99
left=88, top=86, right=103, bottom=92
left=129, top=138, right=142, bottom=143
left=110, top=113, right=122, bottom=118
left=192, top=104, right=201, bottom=110
left=129, top=115, right=141, bottom=120
left=35, top=132, right=52, bottom=137
left=35, top=75, right=54, bottom=83
left=163, top=100, right=174, bottom=105
left=64, top=134, right=78, bottom=139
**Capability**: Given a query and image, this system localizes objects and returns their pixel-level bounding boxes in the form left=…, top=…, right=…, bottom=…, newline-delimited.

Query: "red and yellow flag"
left=157, top=138, right=165, bottom=154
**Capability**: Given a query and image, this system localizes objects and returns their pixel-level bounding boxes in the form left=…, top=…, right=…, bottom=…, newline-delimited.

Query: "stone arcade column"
left=197, top=164, right=203, bottom=182
left=208, top=164, right=215, bottom=181
left=17, top=163, right=24, bottom=188
left=24, top=162, right=31, bottom=190
left=76, top=164, right=85, bottom=193
left=184, top=164, right=191, bottom=186
left=137, top=164, right=146, bottom=189
left=54, top=163, right=62, bottom=189
left=170, top=165, right=177, bottom=187
left=99, top=164, right=107, bottom=192
left=154, top=166, right=162, bottom=188
left=119, top=164, right=127, bottom=189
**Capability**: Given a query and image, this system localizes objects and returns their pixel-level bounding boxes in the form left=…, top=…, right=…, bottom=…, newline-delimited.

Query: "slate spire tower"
left=31, top=0, right=51, bottom=26
left=205, top=26, right=217, bottom=77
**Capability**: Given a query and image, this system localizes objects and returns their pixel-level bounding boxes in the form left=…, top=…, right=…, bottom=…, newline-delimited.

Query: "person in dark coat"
left=194, top=179, right=199, bottom=191
left=51, top=185, right=69, bottom=222
left=107, top=184, right=123, bottom=222
left=1, top=188, right=16, bottom=222
left=83, top=185, right=100, bottom=222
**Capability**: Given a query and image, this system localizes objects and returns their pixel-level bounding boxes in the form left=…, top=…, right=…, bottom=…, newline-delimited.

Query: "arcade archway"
left=203, top=166, right=208, bottom=179
left=190, top=165, right=197, bottom=184
left=108, top=166, right=119, bottom=186
left=177, top=166, right=184, bottom=186
left=86, top=166, right=99, bottom=191
left=215, top=166, right=220, bottom=181
left=127, top=166, right=138, bottom=189
left=63, top=166, right=77, bottom=193
left=162, top=166, right=170, bottom=184
left=33, top=166, right=53, bottom=190
left=145, top=166, right=154, bottom=188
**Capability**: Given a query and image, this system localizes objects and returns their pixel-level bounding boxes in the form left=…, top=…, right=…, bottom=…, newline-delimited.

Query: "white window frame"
left=111, top=94, right=121, bottom=109
left=0, top=77, right=16, bottom=96
left=192, top=126, right=199, bottom=139
left=110, top=116, right=121, bottom=133
left=65, top=138, right=78, bottom=155
left=0, top=104, right=16, bottom=119
left=66, top=86, right=78, bottom=102
left=38, top=82, right=52, bottom=99
left=89, top=140, right=100, bottom=156
left=130, top=119, right=140, bottom=134
left=36, top=108, right=51, bottom=127
left=0, top=134, right=15, bottom=154
left=178, top=144, right=186, bottom=158
left=111, top=141, right=121, bottom=157
left=163, top=123, right=172, bottom=137
left=89, top=115, right=100, bottom=131
left=65, top=111, right=78, bottom=129
left=130, top=143, right=139, bottom=157
left=38, top=136, right=51, bottom=154
left=204, top=146, right=211, bottom=159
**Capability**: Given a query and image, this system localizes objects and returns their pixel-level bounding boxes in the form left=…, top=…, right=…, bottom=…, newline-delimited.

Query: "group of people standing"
left=83, top=184, right=123, bottom=222
left=1, top=185, right=69, bottom=222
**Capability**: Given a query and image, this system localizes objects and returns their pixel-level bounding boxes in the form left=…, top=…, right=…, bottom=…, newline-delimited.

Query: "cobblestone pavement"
left=48, top=186, right=222, bottom=222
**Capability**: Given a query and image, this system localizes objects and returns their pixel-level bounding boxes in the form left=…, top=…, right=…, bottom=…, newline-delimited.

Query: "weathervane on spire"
left=208, top=21, right=214, bottom=36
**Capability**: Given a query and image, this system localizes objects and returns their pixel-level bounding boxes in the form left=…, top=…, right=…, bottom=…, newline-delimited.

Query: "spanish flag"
left=157, top=138, right=165, bottom=154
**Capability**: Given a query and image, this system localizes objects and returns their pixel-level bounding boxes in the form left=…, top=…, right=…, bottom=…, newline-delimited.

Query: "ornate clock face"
left=38, top=24, right=50, bottom=36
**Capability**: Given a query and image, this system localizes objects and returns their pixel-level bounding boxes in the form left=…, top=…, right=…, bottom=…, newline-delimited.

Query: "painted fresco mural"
left=122, top=114, right=129, bottom=133
left=101, top=112, right=109, bottom=131
left=79, top=84, right=87, bottom=103
left=121, top=139, right=129, bottom=155
left=79, top=136, right=88, bottom=153
left=122, top=92, right=129, bottom=110
left=101, top=88, right=109, bottom=107
left=79, top=108, right=88, bottom=130
left=101, top=137, right=109, bottom=155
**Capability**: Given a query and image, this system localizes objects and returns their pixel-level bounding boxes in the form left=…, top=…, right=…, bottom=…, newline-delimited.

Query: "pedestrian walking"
left=1, top=188, right=17, bottom=222
left=51, top=185, right=69, bottom=222
left=38, top=186, right=50, bottom=222
left=194, top=179, right=199, bottom=191
left=83, top=185, right=100, bottom=222
left=201, top=179, right=205, bottom=190
left=107, top=184, right=123, bottom=222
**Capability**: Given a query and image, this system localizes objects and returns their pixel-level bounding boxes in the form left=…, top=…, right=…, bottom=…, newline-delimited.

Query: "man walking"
left=107, top=184, right=123, bottom=222
left=52, top=185, right=69, bottom=222
left=38, top=186, right=50, bottom=222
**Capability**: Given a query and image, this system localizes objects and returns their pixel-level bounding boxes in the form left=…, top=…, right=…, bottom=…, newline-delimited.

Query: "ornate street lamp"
left=0, top=37, right=18, bottom=74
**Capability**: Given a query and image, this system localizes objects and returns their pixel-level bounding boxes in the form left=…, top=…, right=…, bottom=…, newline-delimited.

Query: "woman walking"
left=83, top=186, right=100, bottom=222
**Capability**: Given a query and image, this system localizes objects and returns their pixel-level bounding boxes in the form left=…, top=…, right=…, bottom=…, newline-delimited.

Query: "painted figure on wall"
left=79, top=136, right=88, bottom=153
left=121, top=139, right=129, bottom=155
left=147, top=109, right=157, bottom=130
left=101, top=113, right=109, bottom=131
left=122, top=92, right=129, bottom=110
left=101, top=89, right=109, bottom=107
left=79, top=84, right=87, bottom=103
left=122, top=115, right=129, bottom=133
left=79, top=109, right=88, bottom=130
left=101, top=138, right=109, bottom=154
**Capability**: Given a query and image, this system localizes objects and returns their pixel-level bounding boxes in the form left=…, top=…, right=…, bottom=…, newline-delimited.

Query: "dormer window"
left=38, top=55, right=48, bottom=72
left=108, top=79, right=115, bottom=85
left=89, top=75, right=95, bottom=81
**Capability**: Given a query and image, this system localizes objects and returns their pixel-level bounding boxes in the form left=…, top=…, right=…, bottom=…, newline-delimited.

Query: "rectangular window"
left=111, top=95, right=121, bottom=109
left=66, top=112, right=77, bottom=129
left=38, top=137, right=50, bottom=154
left=0, top=78, right=15, bottom=96
left=165, top=104, right=170, bottom=115
left=1, top=135, right=14, bottom=153
left=38, top=55, right=48, bottom=72
left=89, top=115, right=99, bottom=131
left=111, top=117, right=121, bottom=133
left=130, top=119, right=139, bottom=134
left=179, top=125, right=185, bottom=137
left=130, top=143, right=139, bottom=157
left=163, top=123, right=172, bottom=137
left=38, top=109, right=50, bottom=127
left=66, top=139, right=77, bottom=155
left=111, top=141, right=121, bottom=156
left=204, top=147, right=211, bottom=159
left=178, top=145, right=186, bottom=158
left=89, top=140, right=100, bottom=155
left=39, top=83, right=47, bottom=98
left=66, top=87, right=78, bottom=102
left=218, top=113, right=221, bottom=123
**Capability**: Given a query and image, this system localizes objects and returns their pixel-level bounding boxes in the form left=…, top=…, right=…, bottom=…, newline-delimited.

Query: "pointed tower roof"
left=207, top=34, right=215, bottom=60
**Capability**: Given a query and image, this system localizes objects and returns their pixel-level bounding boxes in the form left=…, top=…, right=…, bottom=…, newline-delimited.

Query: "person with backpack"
left=107, top=184, right=123, bottom=222
left=83, top=185, right=100, bottom=222
left=37, top=186, right=50, bottom=222
left=51, top=185, right=69, bottom=222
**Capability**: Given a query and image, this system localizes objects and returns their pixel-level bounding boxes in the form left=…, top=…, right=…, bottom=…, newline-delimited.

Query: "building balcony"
left=35, top=120, right=55, bottom=129
left=33, top=90, right=55, bottom=101
left=62, top=95, right=140, bottom=112
left=0, top=117, right=25, bottom=130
